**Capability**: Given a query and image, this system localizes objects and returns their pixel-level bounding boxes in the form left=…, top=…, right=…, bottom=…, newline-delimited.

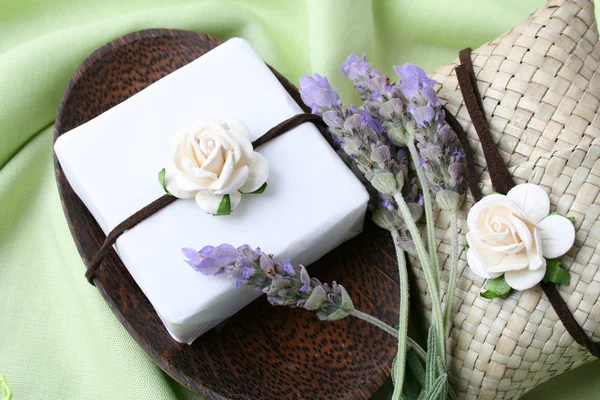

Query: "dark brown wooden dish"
left=53, top=29, right=399, bottom=400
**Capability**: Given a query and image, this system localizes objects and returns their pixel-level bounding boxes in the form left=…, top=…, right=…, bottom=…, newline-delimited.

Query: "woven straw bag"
left=411, top=0, right=600, bottom=398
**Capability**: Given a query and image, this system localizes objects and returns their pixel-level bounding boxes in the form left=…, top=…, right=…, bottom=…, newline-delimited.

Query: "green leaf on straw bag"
left=480, top=275, right=511, bottom=299
left=543, top=258, right=571, bottom=285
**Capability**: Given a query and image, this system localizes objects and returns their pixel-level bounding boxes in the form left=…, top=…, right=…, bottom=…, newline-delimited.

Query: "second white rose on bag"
left=466, top=183, right=576, bottom=290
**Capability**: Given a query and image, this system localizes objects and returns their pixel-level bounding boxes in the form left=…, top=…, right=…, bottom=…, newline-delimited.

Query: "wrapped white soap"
left=54, top=38, right=369, bottom=344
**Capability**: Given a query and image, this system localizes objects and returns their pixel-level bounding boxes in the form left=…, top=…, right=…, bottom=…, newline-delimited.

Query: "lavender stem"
left=393, top=191, right=446, bottom=365
left=444, top=213, right=460, bottom=336
left=391, top=230, right=409, bottom=400
left=407, top=140, right=440, bottom=290
left=350, top=310, right=426, bottom=361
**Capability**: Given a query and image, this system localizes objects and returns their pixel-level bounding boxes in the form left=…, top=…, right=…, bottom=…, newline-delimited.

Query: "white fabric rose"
left=164, top=119, right=269, bottom=214
left=466, top=183, right=575, bottom=290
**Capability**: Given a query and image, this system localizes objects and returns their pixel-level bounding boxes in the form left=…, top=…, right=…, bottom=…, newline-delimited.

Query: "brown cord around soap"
left=85, top=113, right=327, bottom=285
left=251, top=113, right=327, bottom=148
left=85, top=194, right=176, bottom=284
left=455, top=47, right=600, bottom=358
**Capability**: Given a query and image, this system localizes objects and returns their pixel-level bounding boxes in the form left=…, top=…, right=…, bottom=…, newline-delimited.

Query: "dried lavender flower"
left=340, top=53, right=392, bottom=115
left=300, top=69, right=424, bottom=239
left=183, top=244, right=355, bottom=321
left=299, top=74, right=343, bottom=115
left=377, top=64, right=466, bottom=212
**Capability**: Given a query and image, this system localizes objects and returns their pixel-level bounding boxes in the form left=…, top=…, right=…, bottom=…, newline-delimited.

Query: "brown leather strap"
left=456, top=47, right=600, bottom=357
left=455, top=48, right=515, bottom=194
left=85, top=113, right=327, bottom=285
left=541, top=282, right=600, bottom=357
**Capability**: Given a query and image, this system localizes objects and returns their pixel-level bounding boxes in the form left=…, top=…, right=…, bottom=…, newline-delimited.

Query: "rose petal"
left=466, top=231, right=505, bottom=265
left=225, top=119, right=254, bottom=164
left=198, top=132, right=212, bottom=155
left=202, top=143, right=225, bottom=174
left=487, top=253, right=529, bottom=273
left=509, top=215, right=532, bottom=251
left=195, top=191, right=223, bottom=214
left=194, top=191, right=241, bottom=214
left=538, top=214, right=576, bottom=259
left=180, top=157, right=217, bottom=180
left=482, top=240, right=524, bottom=255
left=506, top=183, right=550, bottom=223
left=504, top=264, right=546, bottom=290
left=164, top=166, right=196, bottom=198
left=229, top=190, right=242, bottom=211
left=528, top=228, right=545, bottom=270
left=466, top=248, right=502, bottom=279
left=213, top=165, right=249, bottom=195
left=467, top=194, right=507, bottom=231
left=239, top=152, right=269, bottom=193
left=176, top=174, right=210, bottom=192
left=211, top=128, right=243, bottom=164
left=189, top=135, right=207, bottom=165
left=210, top=152, right=235, bottom=190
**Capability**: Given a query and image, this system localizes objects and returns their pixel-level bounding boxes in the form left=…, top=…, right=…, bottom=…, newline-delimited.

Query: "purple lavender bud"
left=322, top=109, right=344, bottom=128
left=400, top=76, right=419, bottom=98
left=194, top=257, right=221, bottom=275
left=340, top=53, right=371, bottom=80
left=282, top=259, right=295, bottom=275
left=211, top=244, right=237, bottom=265
left=237, top=244, right=252, bottom=253
left=343, top=114, right=363, bottom=131
left=448, top=162, right=462, bottom=183
left=299, top=74, right=341, bottom=113
left=260, top=255, right=275, bottom=271
left=421, top=86, right=440, bottom=107
left=437, top=124, right=452, bottom=142
left=241, top=266, right=255, bottom=279
left=236, top=256, right=253, bottom=269
left=182, top=248, right=201, bottom=264
left=299, top=265, right=311, bottom=286
left=199, top=245, right=214, bottom=256
left=371, top=145, right=391, bottom=168
left=300, top=283, right=311, bottom=292
left=267, top=296, right=283, bottom=305
left=393, top=64, right=436, bottom=87
left=379, top=99, right=403, bottom=120
left=414, top=106, right=435, bottom=126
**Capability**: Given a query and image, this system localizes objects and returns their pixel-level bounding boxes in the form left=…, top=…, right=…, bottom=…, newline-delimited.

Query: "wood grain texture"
left=53, top=29, right=399, bottom=400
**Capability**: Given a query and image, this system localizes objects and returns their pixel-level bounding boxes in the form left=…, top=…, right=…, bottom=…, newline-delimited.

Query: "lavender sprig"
left=339, top=54, right=424, bottom=247
left=340, top=53, right=392, bottom=115
left=389, top=65, right=467, bottom=342
left=386, top=64, right=466, bottom=211
left=182, top=244, right=354, bottom=321
left=299, top=72, right=423, bottom=251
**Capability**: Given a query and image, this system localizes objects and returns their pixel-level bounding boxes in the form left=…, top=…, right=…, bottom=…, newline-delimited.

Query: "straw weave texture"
left=414, top=0, right=600, bottom=398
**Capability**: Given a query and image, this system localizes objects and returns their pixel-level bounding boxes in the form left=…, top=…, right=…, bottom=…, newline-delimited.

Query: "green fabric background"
left=1, top=0, right=599, bottom=399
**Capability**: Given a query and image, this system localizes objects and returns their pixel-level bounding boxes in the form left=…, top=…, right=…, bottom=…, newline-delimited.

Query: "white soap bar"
left=54, top=38, right=369, bottom=344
